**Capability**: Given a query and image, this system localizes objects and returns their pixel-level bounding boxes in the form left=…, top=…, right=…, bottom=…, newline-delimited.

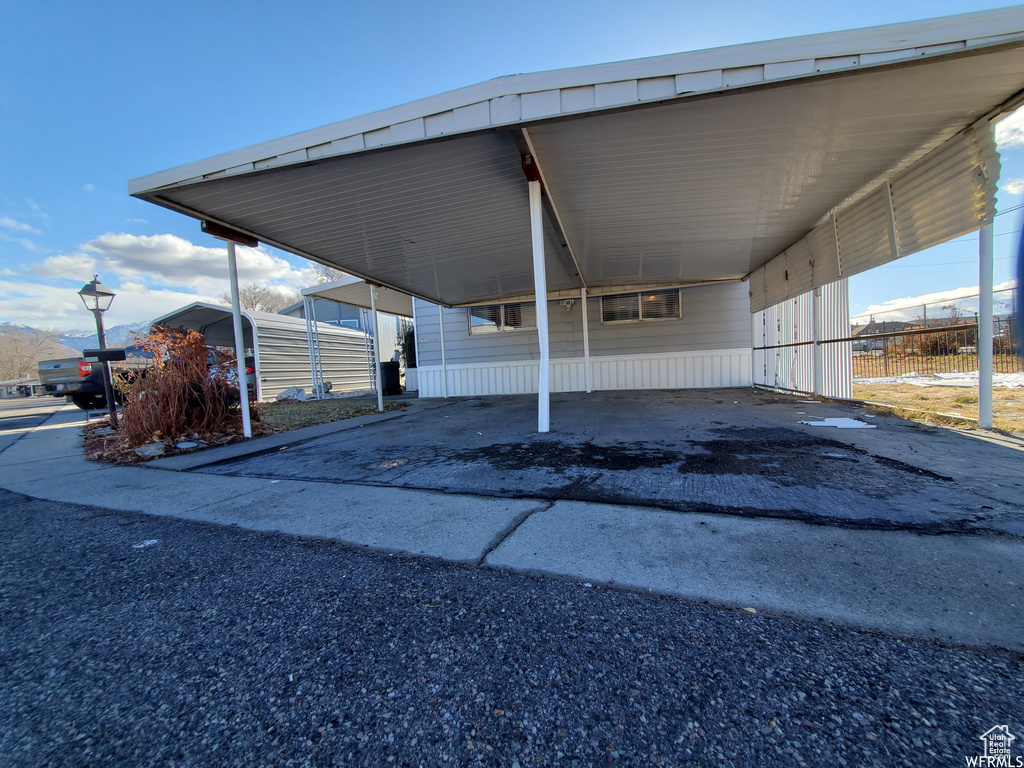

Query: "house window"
left=601, top=289, right=681, bottom=323
left=468, top=302, right=534, bottom=333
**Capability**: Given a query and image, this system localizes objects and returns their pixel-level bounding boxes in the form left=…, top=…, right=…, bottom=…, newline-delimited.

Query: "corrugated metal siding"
left=252, top=314, right=371, bottom=399
left=317, top=328, right=373, bottom=396
left=752, top=293, right=815, bottom=393
left=417, top=349, right=751, bottom=397
left=891, top=125, right=999, bottom=255
left=752, top=123, right=999, bottom=313
left=752, top=279, right=850, bottom=398
left=373, top=312, right=402, bottom=364
left=835, top=185, right=896, bottom=277
left=807, top=221, right=841, bottom=287
left=819, top=280, right=852, bottom=399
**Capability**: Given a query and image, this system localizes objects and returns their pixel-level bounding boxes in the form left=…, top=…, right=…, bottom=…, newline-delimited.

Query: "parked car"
left=213, top=354, right=257, bottom=399
left=37, top=347, right=150, bottom=411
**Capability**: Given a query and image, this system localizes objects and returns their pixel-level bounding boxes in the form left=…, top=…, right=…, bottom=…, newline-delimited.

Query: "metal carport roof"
left=301, top=276, right=413, bottom=318
left=130, top=7, right=1024, bottom=311
left=130, top=8, right=1024, bottom=433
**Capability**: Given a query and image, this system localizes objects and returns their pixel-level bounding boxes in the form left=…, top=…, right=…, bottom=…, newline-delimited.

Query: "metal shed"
left=150, top=302, right=372, bottom=401
left=130, top=7, right=1024, bottom=431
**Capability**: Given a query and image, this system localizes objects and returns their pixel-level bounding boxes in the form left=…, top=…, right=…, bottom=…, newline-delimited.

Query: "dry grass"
left=852, top=383, right=1024, bottom=433
left=257, top=398, right=409, bottom=431
left=851, top=353, right=1021, bottom=379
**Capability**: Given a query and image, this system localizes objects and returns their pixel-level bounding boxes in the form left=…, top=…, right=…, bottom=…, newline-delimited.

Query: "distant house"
left=279, top=297, right=365, bottom=331
left=0, top=377, right=41, bottom=398
left=850, top=320, right=918, bottom=353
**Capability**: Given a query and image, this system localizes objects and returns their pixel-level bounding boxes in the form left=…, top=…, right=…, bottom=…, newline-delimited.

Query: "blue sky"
left=1, top=0, right=1022, bottom=331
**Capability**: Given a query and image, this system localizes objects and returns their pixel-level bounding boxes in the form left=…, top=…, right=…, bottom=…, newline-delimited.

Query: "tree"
left=0, top=329, right=73, bottom=380
left=218, top=284, right=300, bottom=313
left=311, top=263, right=347, bottom=284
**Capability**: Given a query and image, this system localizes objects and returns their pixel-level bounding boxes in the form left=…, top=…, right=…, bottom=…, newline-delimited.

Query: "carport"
left=129, top=8, right=1024, bottom=433
left=150, top=302, right=373, bottom=401
left=299, top=277, right=414, bottom=409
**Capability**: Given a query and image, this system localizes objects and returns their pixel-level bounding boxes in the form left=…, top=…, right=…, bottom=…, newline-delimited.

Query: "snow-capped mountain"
left=58, top=322, right=150, bottom=351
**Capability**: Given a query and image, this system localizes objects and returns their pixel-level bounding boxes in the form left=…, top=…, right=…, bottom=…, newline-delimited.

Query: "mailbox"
left=83, top=348, right=127, bottom=363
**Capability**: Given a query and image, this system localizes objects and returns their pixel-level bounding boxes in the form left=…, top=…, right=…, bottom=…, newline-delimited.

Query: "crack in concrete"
left=192, top=468, right=1021, bottom=539
left=477, top=501, right=555, bottom=567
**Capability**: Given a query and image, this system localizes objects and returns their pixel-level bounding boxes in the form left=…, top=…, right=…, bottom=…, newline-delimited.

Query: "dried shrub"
left=115, top=326, right=258, bottom=447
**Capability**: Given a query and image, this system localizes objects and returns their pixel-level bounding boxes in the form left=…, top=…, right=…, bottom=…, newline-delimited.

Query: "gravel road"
left=1, top=488, right=1020, bottom=767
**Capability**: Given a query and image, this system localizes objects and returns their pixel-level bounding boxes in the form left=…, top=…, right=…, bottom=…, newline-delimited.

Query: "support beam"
left=979, top=223, right=994, bottom=428
left=520, top=129, right=587, bottom=291
left=370, top=286, right=384, bottom=413
left=226, top=242, right=252, bottom=438
left=438, top=305, right=448, bottom=398
left=812, top=287, right=823, bottom=397
left=581, top=287, right=592, bottom=394
left=530, top=179, right=550, bottom=433
left=304, top=295, right=324, bottom=400
left=410, top=297, right=420, bottom=394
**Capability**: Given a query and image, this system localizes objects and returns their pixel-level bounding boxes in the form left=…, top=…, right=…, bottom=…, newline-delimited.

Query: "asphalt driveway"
left=5, top=391, right=1022, bottom=651
left=200, top=389, right=1024, bottom=537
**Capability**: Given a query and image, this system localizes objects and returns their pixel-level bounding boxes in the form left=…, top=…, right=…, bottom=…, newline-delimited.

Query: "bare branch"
left=217, top=284, right=300, bottom=313
left=0, top=328, right=76, bottom=380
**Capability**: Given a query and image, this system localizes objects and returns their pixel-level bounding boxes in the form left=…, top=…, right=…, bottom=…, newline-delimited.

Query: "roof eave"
left=128, top=6, right=1024, bottom=196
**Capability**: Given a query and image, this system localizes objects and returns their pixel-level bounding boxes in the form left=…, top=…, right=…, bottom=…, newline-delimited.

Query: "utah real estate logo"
left=966, top=725, right=1022, bottom=767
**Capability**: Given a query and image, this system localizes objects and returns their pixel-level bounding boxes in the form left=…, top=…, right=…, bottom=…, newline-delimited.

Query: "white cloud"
left=0, top=216, right=41, bottom=234
left=1, top=233, right=320, bottom=330
left=24, top=199, right=47, bottom=219
left=0, top=231, right=41, bottom=252
left=33, top=254, right=98, bottom=281
left=0, top=279, right=102, bottom=331
left=81, top=232, right=318, bottom=295
left=853, top=280, right=1018, bottom=321
left=996, top=106, right=1024, bottom=149
left=1002, top=178, right=1024, bottom=195
left=0, top=277, right=221, bottom=332
left=83, top=183, right=97, bottom=193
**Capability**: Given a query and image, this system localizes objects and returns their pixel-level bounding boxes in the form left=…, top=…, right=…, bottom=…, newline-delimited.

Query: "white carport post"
left=812, top=287, right=823, bottom=397
left=581, top=287, right=592, bottom=394
left=226, top=241, right=252, bottom=438
left=370, top=285, right=384, bottom=413
left=979, top=223, right=994, bottom=428
left=529, top=179, right=550, bottom=433
left=438, top=305, right=449, bottom=398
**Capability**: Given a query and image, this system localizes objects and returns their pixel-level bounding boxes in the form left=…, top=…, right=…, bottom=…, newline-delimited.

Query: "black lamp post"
left=78, top=275, right=118, bottom=427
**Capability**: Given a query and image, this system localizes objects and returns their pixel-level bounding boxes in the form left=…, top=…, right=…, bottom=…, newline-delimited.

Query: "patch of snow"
left=799, top=418, right=876, bottom=429
left=854, top=372, right=1024, bottom=389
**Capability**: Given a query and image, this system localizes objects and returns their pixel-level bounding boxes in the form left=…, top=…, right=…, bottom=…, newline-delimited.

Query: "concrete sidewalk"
left=1, top=400, right=1022, bottom=652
